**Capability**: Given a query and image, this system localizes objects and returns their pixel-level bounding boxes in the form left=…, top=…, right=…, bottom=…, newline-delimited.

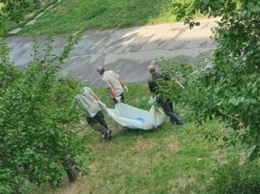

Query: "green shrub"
left=204, top=160, right=260, bottom=194
left=0, top=37, right=89, bottom=194
left=171, top=0, right=260, bottom=159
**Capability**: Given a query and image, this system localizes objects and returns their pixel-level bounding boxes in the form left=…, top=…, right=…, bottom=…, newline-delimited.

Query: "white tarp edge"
left=106, top=102, right=166, bottom=130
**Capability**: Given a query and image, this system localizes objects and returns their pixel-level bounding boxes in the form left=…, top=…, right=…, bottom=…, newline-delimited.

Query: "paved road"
left=5, top=18, right=218, bottom=87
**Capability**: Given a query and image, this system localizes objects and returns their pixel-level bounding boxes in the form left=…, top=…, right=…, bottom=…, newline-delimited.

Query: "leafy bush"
left=0, top=37, right=88, bottom=194
left=2, top=0, right=35, bottom=22
left=170, top=0, right=260, bottom=159
left=155, top=57, right=193, bottom=105
left=204, top=160, right=260, bottom=194
left=0, top=0, right=49, bottom=36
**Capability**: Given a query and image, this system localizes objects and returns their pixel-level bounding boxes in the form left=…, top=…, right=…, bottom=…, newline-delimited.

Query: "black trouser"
left=86, top=111, right=110, bottom=135
left=112, top=93, right=124, bottom=104
left=156, top=98, right=182, bottom=125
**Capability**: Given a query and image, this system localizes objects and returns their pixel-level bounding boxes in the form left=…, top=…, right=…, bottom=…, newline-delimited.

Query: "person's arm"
left=147, top=81, right=157, bottom=105
left=161, top=73, right=171, bottom=81
left=108, top=87, right=117, bottom=98
left=87, top=87, right=99, bottom=101
left=162, top=73, right=185, bottom=89
left=115, top=72, right=128, bottom=91
left=108, top=87, right=121, bottom=102
left=113, top=71, right=125, bottom=88
left=169, top=77, right=185, bottom=89
left=91, top=93, right=100, bottom=101
left=91, top=90, right=100, bottom=101
left=103, top=79, right=117, bottom=98
left=148, top=81, right=153, bottom=93
left=148, top=80, right=157, bottom=96
left=174, top=80, right=185, bottom=89
left=90, top=89, right=107, bottom=109
left=118, top=77, right=126, bottom=88
left=118, top=77, right=128, bottom=92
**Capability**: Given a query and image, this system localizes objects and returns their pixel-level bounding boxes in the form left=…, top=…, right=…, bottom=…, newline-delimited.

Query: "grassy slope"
left=35, top=84, right=240, bottom=194
left=20, top=0, right=184, bottom=36
left=17, top=1, right=238, bottom=193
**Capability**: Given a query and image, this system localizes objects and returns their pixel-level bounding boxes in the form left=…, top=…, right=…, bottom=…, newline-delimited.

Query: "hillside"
left=31, top=84, right=240, bottom=194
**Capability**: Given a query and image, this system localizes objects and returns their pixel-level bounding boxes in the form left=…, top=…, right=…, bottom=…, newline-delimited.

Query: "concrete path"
left=5, top=18, right=218, bottom=86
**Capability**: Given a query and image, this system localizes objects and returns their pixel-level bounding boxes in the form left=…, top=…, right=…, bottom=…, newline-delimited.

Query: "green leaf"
left=251, top=6, right=260, bottom=13
left=203, top=0, right=209, bottom=4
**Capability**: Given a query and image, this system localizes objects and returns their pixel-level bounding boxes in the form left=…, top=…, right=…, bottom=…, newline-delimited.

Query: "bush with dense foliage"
left=169, top=0, right=260, bottom=159
left=0, top=37, right=88, bottom=194
left=0, top=0, right=47, bottom=36
left=203, top=160, right=260, bottom=194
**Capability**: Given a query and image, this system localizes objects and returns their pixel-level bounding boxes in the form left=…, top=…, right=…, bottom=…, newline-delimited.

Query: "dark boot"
left=99, top=125, right=112, bottom=140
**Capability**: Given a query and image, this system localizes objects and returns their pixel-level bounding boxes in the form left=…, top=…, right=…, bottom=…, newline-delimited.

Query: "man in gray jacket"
left=148, top=64, right=183, bottom=126
left=74, top=87, right=112, bottom=139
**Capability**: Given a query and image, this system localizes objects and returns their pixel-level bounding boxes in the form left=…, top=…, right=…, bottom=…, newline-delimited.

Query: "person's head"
left=97, top=65, right=105, bottom=75
left=148, top=64, right=156, bottom=74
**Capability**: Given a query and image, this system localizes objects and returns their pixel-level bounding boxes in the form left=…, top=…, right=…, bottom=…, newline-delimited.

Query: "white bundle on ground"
left=106, top=102, right=166, bottom=130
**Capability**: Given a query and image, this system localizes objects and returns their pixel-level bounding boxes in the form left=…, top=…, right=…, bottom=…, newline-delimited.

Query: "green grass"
left=34, top=83, right=241, bottom=194
left=4, top=0, right=245, bottom=193
left=19, top=0, right=189, bottom=36
left=2, top=0, right=55, bottom=36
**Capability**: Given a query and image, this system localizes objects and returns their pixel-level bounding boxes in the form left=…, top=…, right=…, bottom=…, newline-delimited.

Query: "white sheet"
left=106, top=102, right=166, bottom=130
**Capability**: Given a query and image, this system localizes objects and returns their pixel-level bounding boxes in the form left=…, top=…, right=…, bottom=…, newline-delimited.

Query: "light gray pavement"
left=5, top=18, right=218, bottom=87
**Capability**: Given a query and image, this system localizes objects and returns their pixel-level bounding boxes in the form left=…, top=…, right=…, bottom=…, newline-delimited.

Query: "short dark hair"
left=97, top=65, right=105, bottom=75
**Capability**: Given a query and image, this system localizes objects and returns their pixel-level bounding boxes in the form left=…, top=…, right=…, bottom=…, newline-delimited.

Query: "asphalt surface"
left=5, top=18, right=218, bottom=87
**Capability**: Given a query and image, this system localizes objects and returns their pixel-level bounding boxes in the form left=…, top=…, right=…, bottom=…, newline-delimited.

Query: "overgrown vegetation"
left=204, top=159, right=260, bottom=194
left=1, top=0, right=259, bottom=193
left=0, top=37, right=90, bottom=194
left=0, top=0, right=36, bottom=36
left=0, top=0, right=56, bottom=37
left=172, top=0, right=260, bottom=159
